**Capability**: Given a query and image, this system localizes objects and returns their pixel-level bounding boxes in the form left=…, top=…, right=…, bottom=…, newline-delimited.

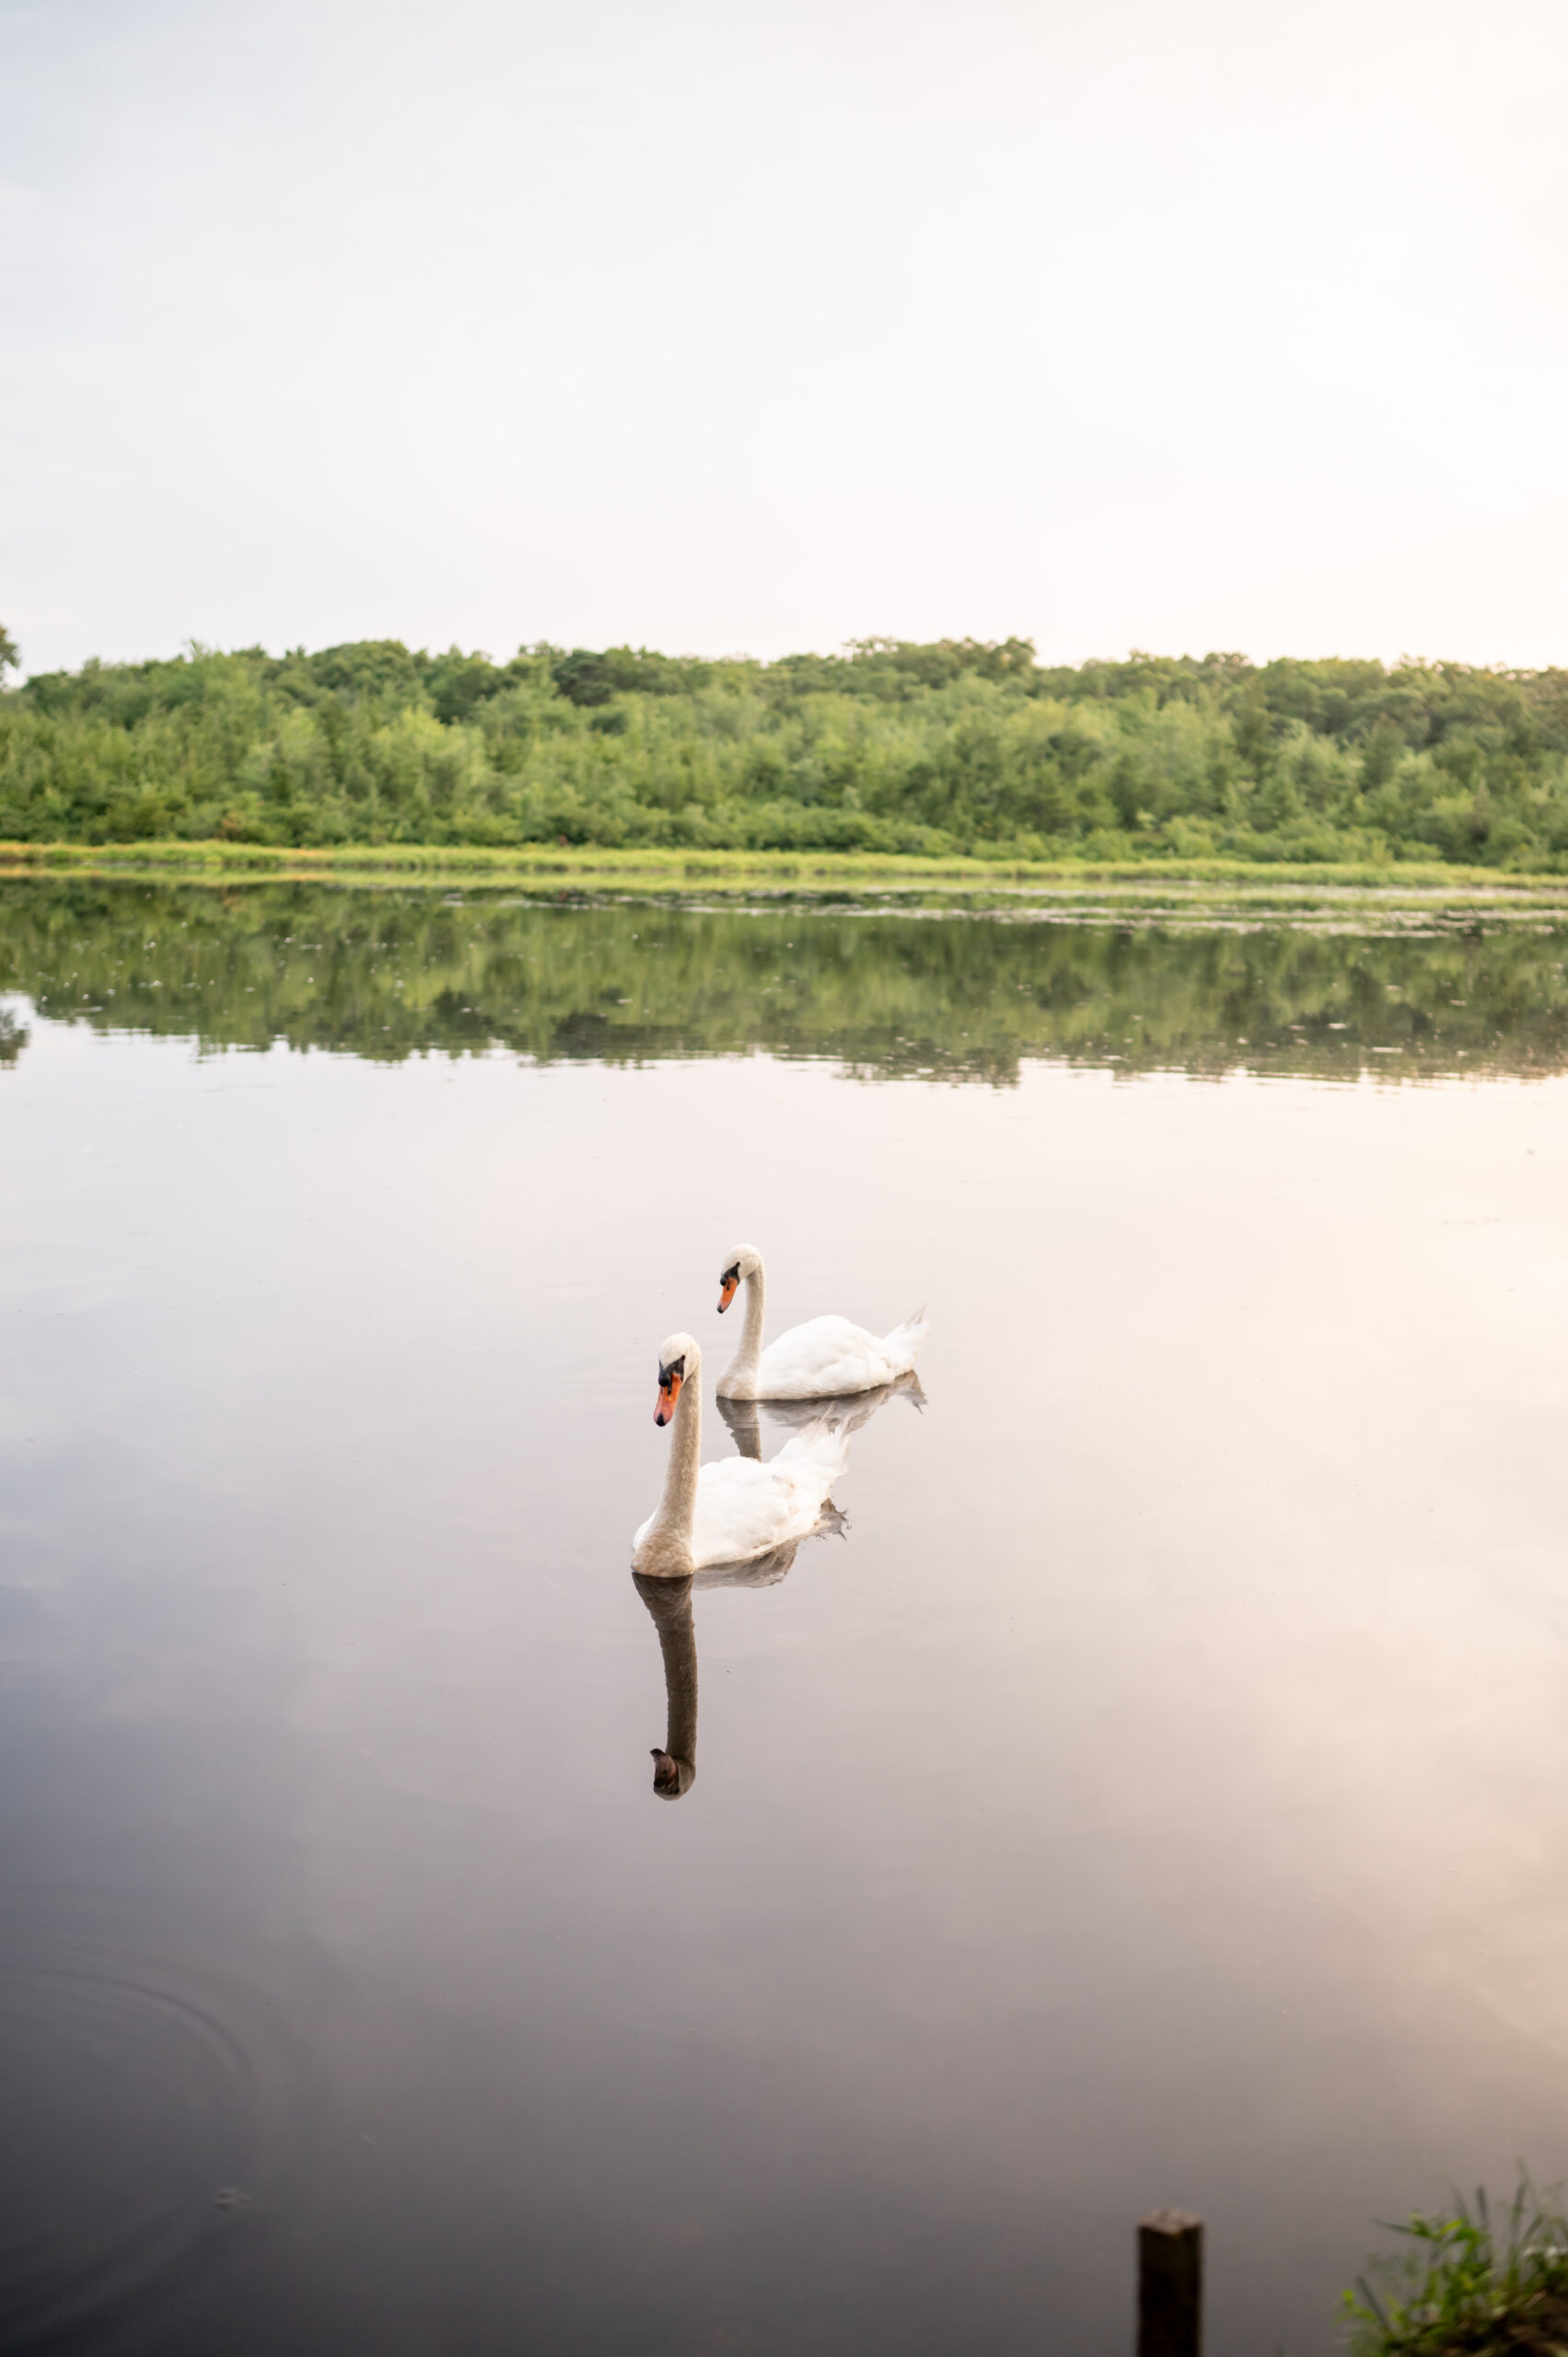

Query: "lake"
left=5, top=877, right=1568, bottom=2355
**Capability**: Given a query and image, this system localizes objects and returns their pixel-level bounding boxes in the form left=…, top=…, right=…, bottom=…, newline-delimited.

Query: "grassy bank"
left=8, top=837, right=1568, bottom=909
left=1345, top=2182, right=1568, bottom=2356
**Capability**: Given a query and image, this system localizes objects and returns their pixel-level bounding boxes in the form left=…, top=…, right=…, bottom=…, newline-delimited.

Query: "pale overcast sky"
left=2, top=0, right=1565, bottom=675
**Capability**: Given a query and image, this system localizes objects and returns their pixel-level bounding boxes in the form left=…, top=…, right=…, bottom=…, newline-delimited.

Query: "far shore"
left=7, top=838, right=1568, bottom=907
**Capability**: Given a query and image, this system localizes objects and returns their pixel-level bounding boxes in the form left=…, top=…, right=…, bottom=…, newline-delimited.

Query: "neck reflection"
left=714, top=1395, right=762, bottom=1459
left=633, top=1573, right=698, bottom=1799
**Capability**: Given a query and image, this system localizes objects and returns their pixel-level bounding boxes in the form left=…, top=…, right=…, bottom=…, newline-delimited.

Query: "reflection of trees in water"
left=4, top=877, right=1568, bottom=1081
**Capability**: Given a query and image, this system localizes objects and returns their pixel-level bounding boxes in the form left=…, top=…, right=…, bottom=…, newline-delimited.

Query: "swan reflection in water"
left=714, top=1369, right=926, bottom=1460
left=633, top=1573, right=699, bottom=1798
left=633, top=1374, right=925, bottom=1798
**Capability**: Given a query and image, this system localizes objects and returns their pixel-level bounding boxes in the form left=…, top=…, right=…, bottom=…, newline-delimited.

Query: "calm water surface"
left=5, top=883, right=1568, bottom=2353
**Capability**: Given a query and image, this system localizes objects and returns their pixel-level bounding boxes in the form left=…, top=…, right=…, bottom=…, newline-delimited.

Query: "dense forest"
left=4, top=633, right=1568, bottom=865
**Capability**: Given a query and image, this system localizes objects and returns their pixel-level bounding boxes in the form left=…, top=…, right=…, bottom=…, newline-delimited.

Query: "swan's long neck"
left=723, top=1264, right=767, bottom=1389
left=653, top=1364, right=703, bottom=1543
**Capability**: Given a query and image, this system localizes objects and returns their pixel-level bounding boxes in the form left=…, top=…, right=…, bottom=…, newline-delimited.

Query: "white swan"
left=631, top=1331, right=848, bottom=1578
left=714, top=1244, right=928, bottom=1400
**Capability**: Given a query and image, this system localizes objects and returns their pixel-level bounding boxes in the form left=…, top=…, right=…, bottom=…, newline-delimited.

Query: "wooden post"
left=1138, top=2209, right=1202, bottom=2357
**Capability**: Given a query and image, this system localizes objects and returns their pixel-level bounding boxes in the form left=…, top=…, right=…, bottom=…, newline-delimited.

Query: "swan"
left=714, top=1244, right=927, bottom=1400
left=631, top=1331, right=848, bottom=1578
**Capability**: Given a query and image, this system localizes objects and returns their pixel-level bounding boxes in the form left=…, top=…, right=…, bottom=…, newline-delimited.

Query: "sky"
left=1, top=0, right=1565, bottom=676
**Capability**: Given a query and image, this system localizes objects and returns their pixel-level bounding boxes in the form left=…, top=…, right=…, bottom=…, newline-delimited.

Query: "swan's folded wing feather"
left=689, top=1444, right=843, bottom=1569
left=754, top=1314, right=889, bottom=1398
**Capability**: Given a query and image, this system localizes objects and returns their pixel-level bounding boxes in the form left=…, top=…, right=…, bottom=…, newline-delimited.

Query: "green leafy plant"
left=1343, top=2177, right=1568, bottom=2355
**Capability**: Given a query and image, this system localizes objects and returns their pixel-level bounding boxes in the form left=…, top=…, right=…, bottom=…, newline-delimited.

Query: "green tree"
left=4, top=636, right=1568, bottom=865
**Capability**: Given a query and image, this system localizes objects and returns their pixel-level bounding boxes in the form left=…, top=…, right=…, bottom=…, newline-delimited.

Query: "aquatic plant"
left=1342, top=2178, right=1568, bottom=2356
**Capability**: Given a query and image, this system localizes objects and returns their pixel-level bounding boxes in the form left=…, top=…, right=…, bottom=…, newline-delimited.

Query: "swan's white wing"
left=754, top=1311, right=927, bottom=1398
left=689, top=1422, right=849, bottom=1569
left=689, top=1459, right=818, bottom=1567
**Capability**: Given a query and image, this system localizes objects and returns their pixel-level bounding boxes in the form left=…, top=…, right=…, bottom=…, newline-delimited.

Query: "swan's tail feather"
left=883, top=1306, right=929, bottom=1365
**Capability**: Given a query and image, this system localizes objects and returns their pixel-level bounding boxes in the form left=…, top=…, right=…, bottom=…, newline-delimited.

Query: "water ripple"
left=0, top=1940, right=276, bottom=2353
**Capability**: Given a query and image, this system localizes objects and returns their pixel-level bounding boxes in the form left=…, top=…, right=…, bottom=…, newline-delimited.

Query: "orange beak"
left=718, top=1274, right=738, bottom=1313
left=655, top=1371, right=683, bottom=1426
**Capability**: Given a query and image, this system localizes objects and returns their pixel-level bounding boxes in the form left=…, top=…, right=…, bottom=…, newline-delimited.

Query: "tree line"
left=3, top=633, right=1568, bottom=865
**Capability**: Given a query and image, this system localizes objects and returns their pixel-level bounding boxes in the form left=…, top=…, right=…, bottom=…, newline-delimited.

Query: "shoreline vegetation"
left=5, top=636, right=1568, bottom=870
left=1344, top=2181, right=1568, bottom=2357
left=8, top=840, right=1568, bottom=908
